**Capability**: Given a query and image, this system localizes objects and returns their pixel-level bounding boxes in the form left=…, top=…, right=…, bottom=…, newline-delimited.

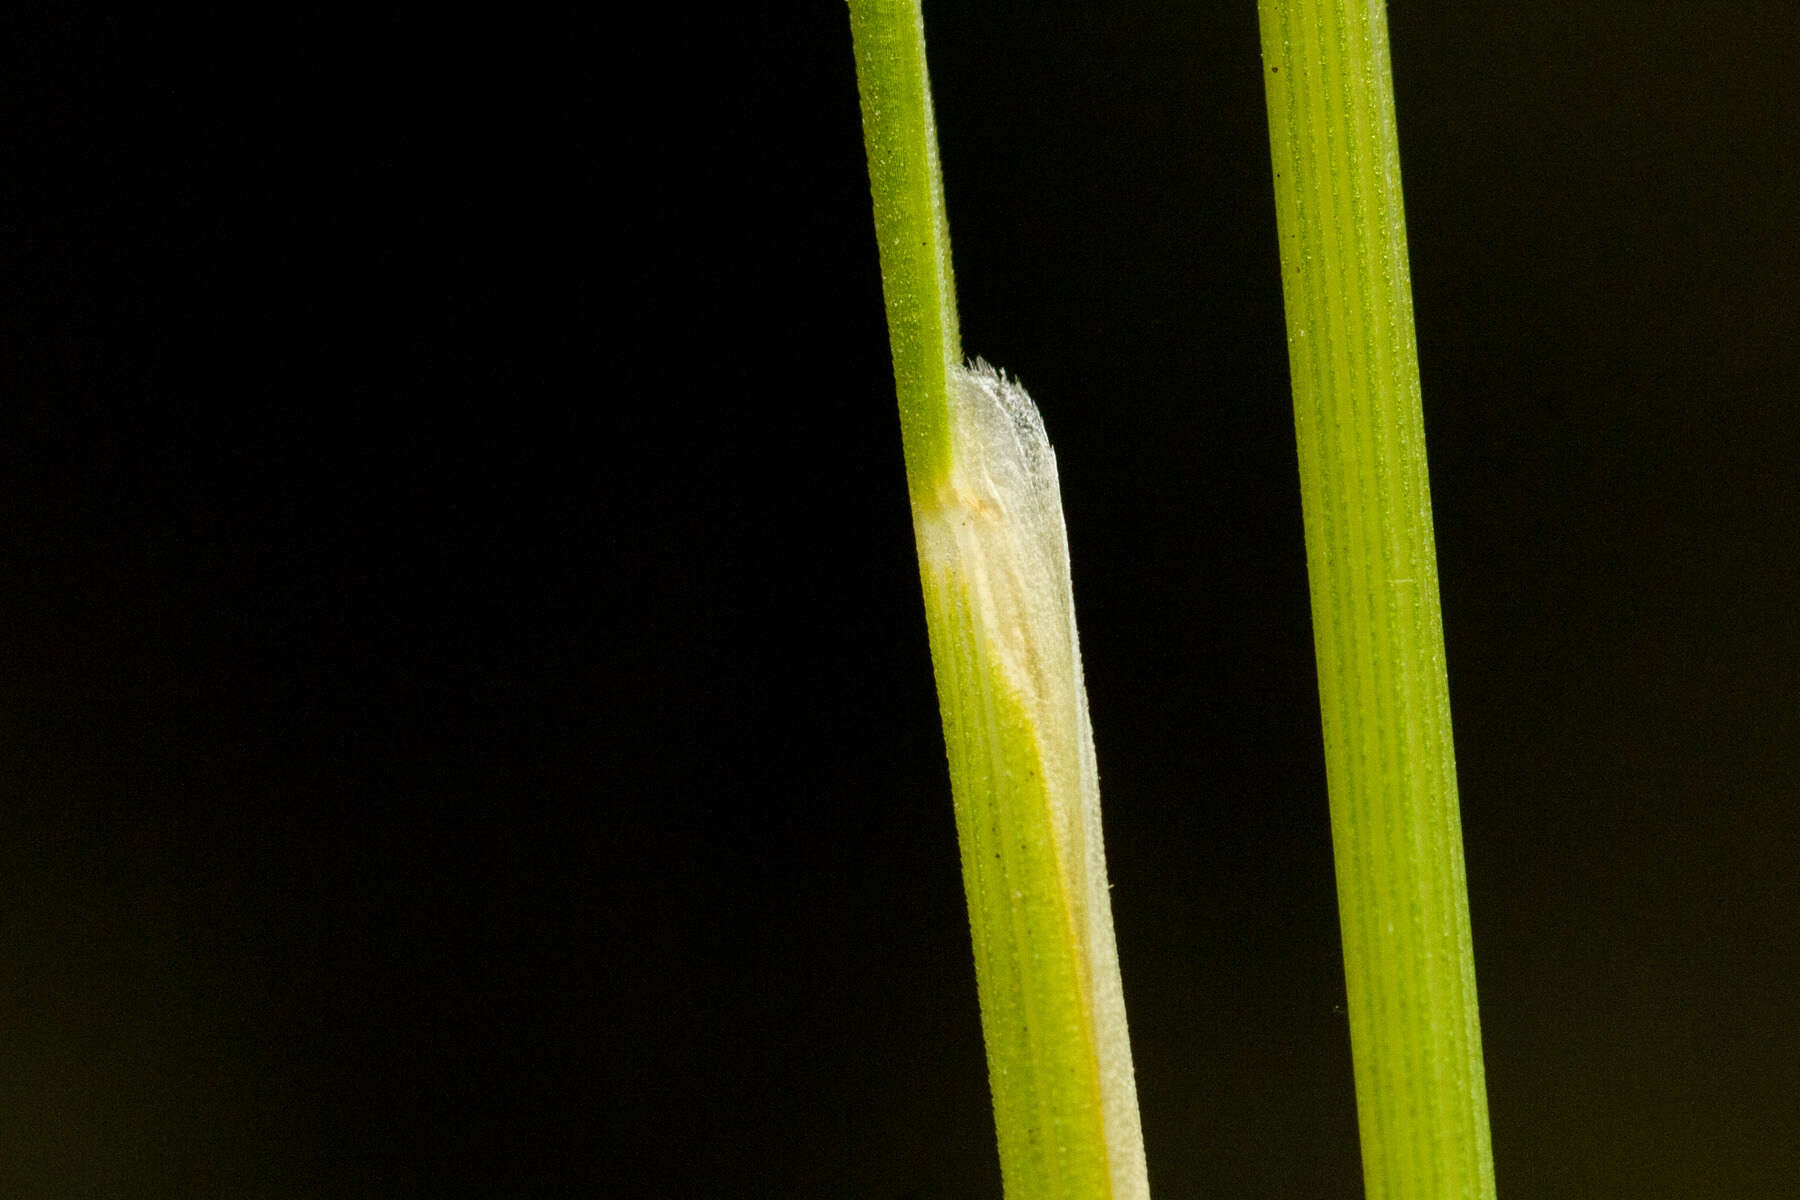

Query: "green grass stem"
left=1257, top=2, right=1498, bottom=1197
left=847, top=0, right=959, bottom=500
left=849, top=4, right=1149, bottom=1198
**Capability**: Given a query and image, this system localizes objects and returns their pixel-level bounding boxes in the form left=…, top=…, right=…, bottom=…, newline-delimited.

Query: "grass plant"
left=849, top=1, right=1497, bottom=1197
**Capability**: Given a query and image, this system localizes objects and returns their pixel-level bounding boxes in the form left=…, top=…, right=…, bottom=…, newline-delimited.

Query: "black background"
left=5, top=3, right=1797, bottom=1196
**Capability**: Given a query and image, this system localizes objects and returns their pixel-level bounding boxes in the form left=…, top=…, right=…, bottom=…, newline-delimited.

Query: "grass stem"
left=849, top=4, right=1148, bottom=1197
left=1256, top=2, right=1499, bottom=1196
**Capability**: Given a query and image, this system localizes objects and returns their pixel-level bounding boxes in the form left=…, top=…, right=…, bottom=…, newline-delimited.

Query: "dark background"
left=4, top=3, right=1796, bottom=1195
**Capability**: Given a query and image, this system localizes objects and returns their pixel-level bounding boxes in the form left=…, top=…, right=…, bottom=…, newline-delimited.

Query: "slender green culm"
left=846, top=0, right=959, bottom=501
left=848, top=4, right=1149, bottom=1199
left=1256, top=2, right=1497, bottom=1198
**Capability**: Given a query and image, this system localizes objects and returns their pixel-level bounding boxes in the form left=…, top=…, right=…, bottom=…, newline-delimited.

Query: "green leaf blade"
left=1257, top=2, right=1498, bottom=1198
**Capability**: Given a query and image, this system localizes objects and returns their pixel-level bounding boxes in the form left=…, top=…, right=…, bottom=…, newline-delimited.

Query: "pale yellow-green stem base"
left=914, top=364, right=1148, bottom=1200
